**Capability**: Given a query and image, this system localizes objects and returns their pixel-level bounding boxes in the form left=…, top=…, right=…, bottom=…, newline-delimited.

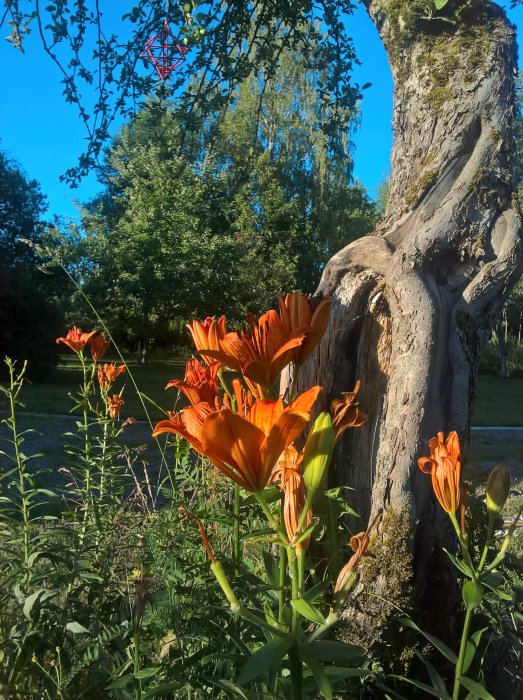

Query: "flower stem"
left=452, top=607, right=473, bottom=700
left=255, top=491, right=288, bottom=544
left=478, top=512, right=495, bottom=573
left=6, top=362, right=31, bottom=573
left=133, top=631, right=142, bottom=700
left=233, top=483, right=241, bottom=576
left=288, top=644, right=303, bottom=700
left=79, top=353, right=92, bottom=545
left=278, top=543, right=286, bottom=627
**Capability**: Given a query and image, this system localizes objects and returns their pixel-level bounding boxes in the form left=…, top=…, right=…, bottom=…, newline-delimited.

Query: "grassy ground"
left=17, top=356, right=187, bottom=421
left=471, top=375, right=523, bottom=427
left=10, top=357, right=523, bottom=426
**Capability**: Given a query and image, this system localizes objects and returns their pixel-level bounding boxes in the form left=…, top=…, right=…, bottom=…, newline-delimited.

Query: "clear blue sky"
left=1, top=2, right=522, bottom=220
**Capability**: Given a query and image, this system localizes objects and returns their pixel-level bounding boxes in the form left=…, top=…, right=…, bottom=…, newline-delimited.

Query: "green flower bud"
left=302, top=412, right=334, bottom=499
left=486, top=465, right=511, bottom=516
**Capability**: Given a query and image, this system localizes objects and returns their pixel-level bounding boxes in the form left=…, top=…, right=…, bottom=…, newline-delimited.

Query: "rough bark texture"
left=299, top=0, right=522, bottom=641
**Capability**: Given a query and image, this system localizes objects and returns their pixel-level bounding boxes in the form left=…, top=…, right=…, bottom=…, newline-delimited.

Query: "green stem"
left=7, top=363, right=31, bottom=572
left=278, top=544, right=286, bottom=627
left=452, top=608, right=474, bottom=700
left=287, top=546, right=300, bottom=636
left=478, top=512, right=496, bottom=573
left=255, top=491, right=289, bottom=544
left=233, top=483, right=241, bottom=576
left=99, top=411, right=109, bottom=502
left=288, top=644, right=303, bottom=700
left=133, top=631, right=142, bottom=700
left=327, top=496, right=341, bottom=578
left=307, top=612, right=339, bottom=643
left=79, top=353, right=92, bottom=544
left=296, top=546, right=305, bottom=598
left=450, top=513, right=476, bottom=581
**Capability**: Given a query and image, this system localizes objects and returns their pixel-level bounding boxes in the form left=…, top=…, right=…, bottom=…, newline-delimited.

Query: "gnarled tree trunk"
left=300, top=0, right=522, bottom=639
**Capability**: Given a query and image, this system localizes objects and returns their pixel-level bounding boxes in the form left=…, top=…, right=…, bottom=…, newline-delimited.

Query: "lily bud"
left=302, top=412, right=334, bottom=499
left=486, top=465, right=511, bottom=516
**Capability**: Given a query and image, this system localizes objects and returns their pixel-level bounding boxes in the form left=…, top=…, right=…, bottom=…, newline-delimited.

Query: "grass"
left=16, top=355, right=187, bottom=422
left=471, top=375, right=523, bottom=427
left=9, top=358, right=523, bottom=426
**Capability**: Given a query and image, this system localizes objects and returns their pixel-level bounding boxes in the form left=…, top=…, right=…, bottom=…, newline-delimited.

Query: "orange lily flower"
left=90, top=334, right=111, bottom=362
left=165, top=358, right=220, bottom=406
left=418, top=431, right=462, bottom=513
left=277, top=292, right=331, bottom=365
left=331, top=381, right=367, bottom=443
left=98, top=363, right=126, bottom=390
left=56, top=326, right=97, bottom=353
left=201, top=309, right=307, bottom=393
left=230, top=378, right=256, bottom=415
left=271, top=445, right=312, bottom=547
left=153, top=402, right=218, bottom=454
left=187, top=316, right=227, bottom=366
left=107, top=394, right=124, bottom=419
left=199, top=386, right=322, bottom=492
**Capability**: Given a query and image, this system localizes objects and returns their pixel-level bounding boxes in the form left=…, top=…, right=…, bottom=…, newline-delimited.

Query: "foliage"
left=4, top=0, right=362, bottom=185
left=60, top=42, right=376, bottom=352
left=0, top=151, right=64, bottom=379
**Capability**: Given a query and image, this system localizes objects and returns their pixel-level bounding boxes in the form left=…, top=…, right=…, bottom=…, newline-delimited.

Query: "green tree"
left=74, top=44, right=376, bottom=352
left=0, top=151, right=63, bottom=377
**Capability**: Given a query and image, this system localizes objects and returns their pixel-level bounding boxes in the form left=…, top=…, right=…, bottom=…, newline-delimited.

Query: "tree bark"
left=298, top=0, right=522, bottom=641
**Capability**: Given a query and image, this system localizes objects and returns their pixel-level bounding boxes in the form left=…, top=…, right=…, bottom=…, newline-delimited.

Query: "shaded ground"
left=0, top=413, right=171, bottom=498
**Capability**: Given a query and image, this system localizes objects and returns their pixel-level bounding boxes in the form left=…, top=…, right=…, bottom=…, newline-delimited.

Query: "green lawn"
left=15, top=356, right=187, bottom=421
left=471, top=375, right=523, bottom=426
left=4, top=358, right=523, bottom=425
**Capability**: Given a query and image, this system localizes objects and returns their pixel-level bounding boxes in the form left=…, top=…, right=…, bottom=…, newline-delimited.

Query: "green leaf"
left=303, top=579, right=330, bottom=604
left=413, top=650, right=450, bottom=697
left=204, top=678, right=250, bottom=699
left=443, top=549, right=473, bottom=578
left=434, top=0, right=448, bottom=9
left=237, top=636, right=292, bottom=685
left=457, top=676, right=495, bottom=700
left=66, top=621, right=91, bottom=634
left=294, top=520, right=317, bottom=545
left=291, top=598, right=327, bottom=625
left=399, top=618, right=457, bottom=664
left=262, top=550, right=280, bottom=587
left=134, top=666, right=161, bottom=679
left=23, top=589, right=42, bottom=620
left=463, top=627, right=488, bottom=675
left=304, top=640, right=365, bottom=664
left=480, top=574, right=512, bottom=601
left=391, top=675, right=452, bottom=699
left=321, top=667, right=368, bottom=679
left=106, top=673, right=133, bottom=690
left=302, top=652, right=333, bottom=700
left=462, top=581, right=484, bottom=610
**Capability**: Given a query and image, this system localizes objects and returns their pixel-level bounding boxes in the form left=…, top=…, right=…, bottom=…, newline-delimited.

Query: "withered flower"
left=107, top=394, right=124, bottom=419
left=98, top=363, right=126, bottom=390
left=331, top=381, right=367, bottom=443
left=272, top=445, right=312, bottom=547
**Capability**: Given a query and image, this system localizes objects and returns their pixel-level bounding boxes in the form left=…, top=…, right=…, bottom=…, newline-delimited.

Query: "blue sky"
left=1, top=2, right=522, bottom=220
